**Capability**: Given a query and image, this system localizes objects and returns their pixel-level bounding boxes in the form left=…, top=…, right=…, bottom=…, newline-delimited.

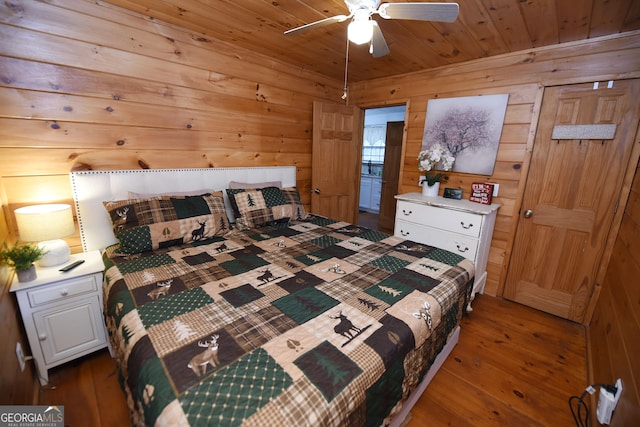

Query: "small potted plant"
left=0, top=242, right=45, bottom=282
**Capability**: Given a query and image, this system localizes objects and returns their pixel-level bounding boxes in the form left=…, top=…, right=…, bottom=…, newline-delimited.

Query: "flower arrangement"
left=417, top=144, right=455, bottom=186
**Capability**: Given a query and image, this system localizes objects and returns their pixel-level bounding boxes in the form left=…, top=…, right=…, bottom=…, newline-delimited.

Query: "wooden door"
left=504, top=79, right=640, bottom=322
left=378, top=121, right=404, bottom=231
left=311, top=101, right=363, bottom=223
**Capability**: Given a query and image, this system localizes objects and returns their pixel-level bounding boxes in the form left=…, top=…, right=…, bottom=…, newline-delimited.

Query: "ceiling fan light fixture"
left=348, top=19, right=373, bottom=45
left=286, top=0, right=460, bottom=58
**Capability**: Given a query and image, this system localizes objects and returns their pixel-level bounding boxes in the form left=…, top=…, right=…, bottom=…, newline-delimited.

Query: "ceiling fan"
left=284, top=1, right=460, bottom=58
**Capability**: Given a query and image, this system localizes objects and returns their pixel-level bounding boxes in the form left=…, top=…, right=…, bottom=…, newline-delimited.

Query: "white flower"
left=418, top=144, right=455, bottom=172
left=417, top=144, right=455, bottom=186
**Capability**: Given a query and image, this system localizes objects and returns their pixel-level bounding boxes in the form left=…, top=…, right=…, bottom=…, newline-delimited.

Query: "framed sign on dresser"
left=394, top=193, right=500, bottom=311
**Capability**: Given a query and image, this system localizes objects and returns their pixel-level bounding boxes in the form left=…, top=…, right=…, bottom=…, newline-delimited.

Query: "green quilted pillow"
left=227, top=186, right=308, bottom=230
left=103, top=192, right=231, bottom=254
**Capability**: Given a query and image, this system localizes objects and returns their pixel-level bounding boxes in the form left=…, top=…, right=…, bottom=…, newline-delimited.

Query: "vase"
left=16, top=264, right=37, bottom=283
left=422, top=181, right=440, bottom=197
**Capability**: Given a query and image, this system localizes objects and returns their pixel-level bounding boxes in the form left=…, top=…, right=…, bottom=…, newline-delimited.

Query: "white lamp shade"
left=15, top=204, right=75, bottom=242
left=348, top=19, right=374, bottom=45
left=15, top=204, right=75, bottom=267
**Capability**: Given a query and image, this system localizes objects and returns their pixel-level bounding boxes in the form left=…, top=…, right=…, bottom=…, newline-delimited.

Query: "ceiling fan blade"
left=370, top=21, right=390, bottom=58
left=377, top=2, right=459, bottom=23
left=284, top=15, right=350, bottom=35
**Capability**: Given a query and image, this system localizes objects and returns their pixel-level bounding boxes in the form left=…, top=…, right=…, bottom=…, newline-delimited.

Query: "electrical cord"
left=569, top=388, right=590, bottom=427
left=569, top=383, right=617, bottom=427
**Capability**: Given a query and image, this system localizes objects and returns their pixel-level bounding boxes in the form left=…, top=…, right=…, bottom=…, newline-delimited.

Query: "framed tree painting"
left=421, top=94, right=509, bottom=175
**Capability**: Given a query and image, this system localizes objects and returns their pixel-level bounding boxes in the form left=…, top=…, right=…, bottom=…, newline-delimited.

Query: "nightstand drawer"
left=395, top=220, right=478, bottom=261
left=396, top=200, right=482, bottom=237
left=27, top=275, right=99, bottom=308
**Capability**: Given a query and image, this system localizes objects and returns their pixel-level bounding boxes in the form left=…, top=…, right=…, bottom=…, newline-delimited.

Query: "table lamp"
left=14, top=204, right=75, bottom=267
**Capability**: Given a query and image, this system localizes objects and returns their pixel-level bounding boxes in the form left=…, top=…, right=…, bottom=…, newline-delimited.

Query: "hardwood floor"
left=359, top=211, right=393, bottom=234
left=408, top=295, right=587, bottom=427
left=38, top=295, right=586, bottom=426
left=38, top=345, right=129, bottom=426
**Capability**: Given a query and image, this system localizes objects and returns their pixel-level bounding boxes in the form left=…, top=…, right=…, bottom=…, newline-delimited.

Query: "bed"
left=70, top=167, right=474, bottom=427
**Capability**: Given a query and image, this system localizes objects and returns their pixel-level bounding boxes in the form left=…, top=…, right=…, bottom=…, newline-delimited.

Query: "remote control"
left=59, top=259, right=85, bottom=272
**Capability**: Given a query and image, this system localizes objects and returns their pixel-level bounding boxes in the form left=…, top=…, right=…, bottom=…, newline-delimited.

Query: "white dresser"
left=394, top=193, right=500, bottom=308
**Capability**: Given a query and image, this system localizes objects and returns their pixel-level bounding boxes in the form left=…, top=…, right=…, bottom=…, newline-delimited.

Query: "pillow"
left=227, top=186, right=308, bottom=230
left=227, top=181, right=283, bottom=220
left=127, top=189, right=214, bottom=199
left=103, top=192, right=231, bottom=254
left=228, top=181, right=282, bottom=189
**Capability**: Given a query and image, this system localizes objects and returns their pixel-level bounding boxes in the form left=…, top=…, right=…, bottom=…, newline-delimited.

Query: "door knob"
left=524, top=209, right=534, bottom=218
left=313, top=188, right=320, bottom=194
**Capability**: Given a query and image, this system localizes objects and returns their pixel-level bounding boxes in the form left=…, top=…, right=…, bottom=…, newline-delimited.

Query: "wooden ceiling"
left=103, top=0, right=640, bottom=82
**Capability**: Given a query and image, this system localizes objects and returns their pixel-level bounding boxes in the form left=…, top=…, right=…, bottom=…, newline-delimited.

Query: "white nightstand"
left=10, top=250, right=109, bottom=385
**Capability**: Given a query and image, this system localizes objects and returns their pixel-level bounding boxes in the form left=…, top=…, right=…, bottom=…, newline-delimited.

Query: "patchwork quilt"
left=102, top=215, right=474, bottom=427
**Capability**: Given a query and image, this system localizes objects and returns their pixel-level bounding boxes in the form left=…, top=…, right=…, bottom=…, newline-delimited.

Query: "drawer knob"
left=39, top=334, right=47, bottom=341
left=400, top=230, right=410, bottom=237
left=456, top=244, right=469, bottom=253
left=402, top=209, right=413, bottom=216
left=460, top=222, right=474, bottom=229
left=60, top=289, right=69, bottom=296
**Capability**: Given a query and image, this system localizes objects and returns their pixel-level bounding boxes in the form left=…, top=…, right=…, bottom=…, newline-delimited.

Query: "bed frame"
left=69, top=166, right=459, bottom=426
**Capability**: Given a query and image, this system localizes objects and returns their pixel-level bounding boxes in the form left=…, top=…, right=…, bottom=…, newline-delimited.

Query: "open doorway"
left=358, top=105, right=406, bottom=233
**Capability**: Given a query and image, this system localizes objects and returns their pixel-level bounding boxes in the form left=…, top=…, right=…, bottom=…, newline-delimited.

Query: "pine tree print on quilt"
left=294, top=340, right=363, bottom=402
left=273, top=287, right=339, bottom=325
left=364, top=278, right=413, bottom=305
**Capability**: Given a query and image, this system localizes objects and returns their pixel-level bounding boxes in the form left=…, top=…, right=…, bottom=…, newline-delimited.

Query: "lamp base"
left=37, top=239, right=71, bottom=267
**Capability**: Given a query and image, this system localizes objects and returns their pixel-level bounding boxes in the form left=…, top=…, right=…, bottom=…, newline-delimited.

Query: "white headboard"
left=70, top=166, right=297, bottom=252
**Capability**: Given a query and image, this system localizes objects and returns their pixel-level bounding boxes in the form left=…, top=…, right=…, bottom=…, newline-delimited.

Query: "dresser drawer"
left=27, top=275, right=99, bottom=308
left=396, top=200, right=482, bottom=238
left=395, top=220, right=478, bottom=262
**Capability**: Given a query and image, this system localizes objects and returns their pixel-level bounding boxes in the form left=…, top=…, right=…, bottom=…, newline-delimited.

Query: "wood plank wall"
left=348, top=32, right=640, bottom=298
left=0, top=0, right=343, bottom=245
left=589, top=161, right=640, bottom=426
left=0, top=0, right=341, bottom=401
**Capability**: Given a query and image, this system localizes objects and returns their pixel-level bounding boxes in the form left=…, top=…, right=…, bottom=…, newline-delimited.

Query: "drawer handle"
left=60, top=289, right=69, bottom=296
left=460, top=222, right=474, bottom=229
left=456, top=244, right=469, bottom=253
left=402, top=209, right=413, bottom=216
left=400, top=230, right=410, bottom=237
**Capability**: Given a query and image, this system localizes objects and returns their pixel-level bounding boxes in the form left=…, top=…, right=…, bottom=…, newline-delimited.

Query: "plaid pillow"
left=103, top=192, right=231, bottom=254
left=227, top=186, right=308, bottom=230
